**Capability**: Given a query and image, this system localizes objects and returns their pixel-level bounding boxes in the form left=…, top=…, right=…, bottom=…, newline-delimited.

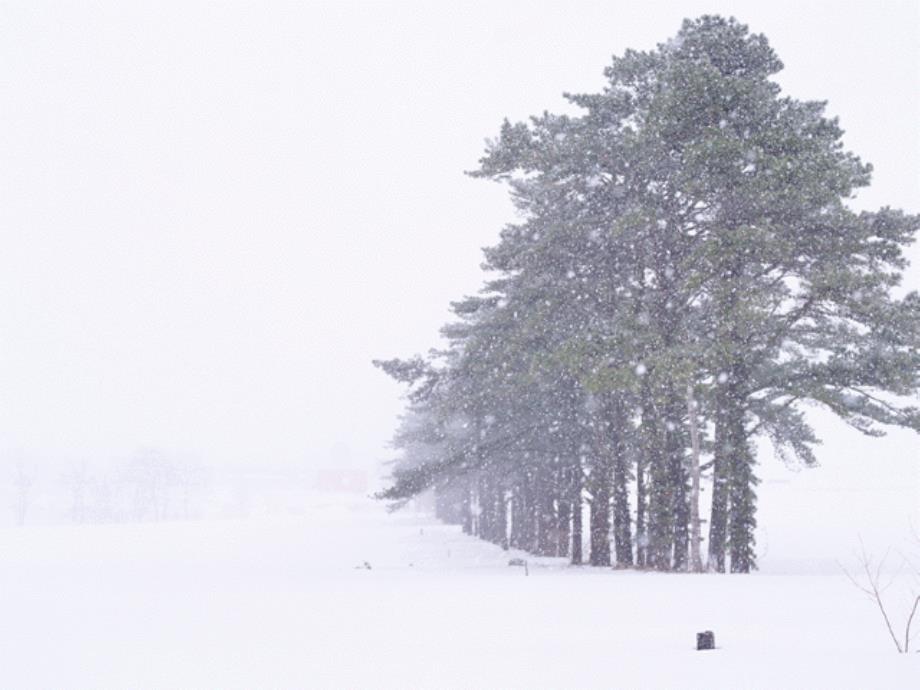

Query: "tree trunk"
left=556, top=497, right=571, bottom=558
left=708, top=404, right=729, bottom=572
left=645, top=397, right=672, bottom=571
left=588, top=459, right=612, bottom=567
left=518, top=475, right=537, bottom=553
left=536, top=481, right=557, bottom=556
left=687, top=382, right=703, bottom=573
left=612, top=453, right=633, bottom=566
left=728, top=394, right=758, bottom=572
left=477, top=476, right=492, bottom=541
left=709, top=372, right=758, bottom=573
left=461, top=481, right=474, bottom=535
left=636, top=440, right=648, bottom=568
left=509, top=485, right=522, bottom=549
left=571, top=472, right=583, bottom=565
left=611, top=396, right=633, bottom=567
left=667, top=394, right=689, bottom=572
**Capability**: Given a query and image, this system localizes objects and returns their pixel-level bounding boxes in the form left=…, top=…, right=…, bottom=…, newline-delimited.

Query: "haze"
left=1, top=1, right=917, bottom=483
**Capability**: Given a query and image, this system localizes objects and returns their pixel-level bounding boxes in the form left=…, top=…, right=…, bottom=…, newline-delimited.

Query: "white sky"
left=1, top=1, right=918, bottom=478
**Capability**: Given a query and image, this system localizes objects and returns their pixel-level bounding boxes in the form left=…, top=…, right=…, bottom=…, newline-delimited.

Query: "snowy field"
left=1, top=492, right=917, bottom=690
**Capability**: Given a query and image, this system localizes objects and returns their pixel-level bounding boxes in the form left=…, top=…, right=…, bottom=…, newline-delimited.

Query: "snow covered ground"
left=1, top=493, right=917, bottom=689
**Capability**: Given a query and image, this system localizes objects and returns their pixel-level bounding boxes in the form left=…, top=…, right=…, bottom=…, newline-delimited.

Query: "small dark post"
left=696, top=631, right=715, bottom=650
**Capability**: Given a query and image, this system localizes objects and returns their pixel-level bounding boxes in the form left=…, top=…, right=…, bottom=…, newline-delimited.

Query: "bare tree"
left=124, top=449, right=175, bottom=521
left=62, top=461, right=90, bottom=523
left=841, top=539, right=920, bottom=653
left=89, top=474, right=115, bottom=523
left=173, top=460, right=208, bottom=519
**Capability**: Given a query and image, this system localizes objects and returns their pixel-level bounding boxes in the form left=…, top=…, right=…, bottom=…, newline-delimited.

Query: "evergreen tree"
left=376, top=15, right=920, bottom=576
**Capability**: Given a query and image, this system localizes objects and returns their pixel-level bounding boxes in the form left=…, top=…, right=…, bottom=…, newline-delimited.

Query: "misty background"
left=0, top=2, right=917, bottom=556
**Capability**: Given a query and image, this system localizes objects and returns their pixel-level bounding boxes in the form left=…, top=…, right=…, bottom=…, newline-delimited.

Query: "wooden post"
left=696, top=630, right=715, bottom=650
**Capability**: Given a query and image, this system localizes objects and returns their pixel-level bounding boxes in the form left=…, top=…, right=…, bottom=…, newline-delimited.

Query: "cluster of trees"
left=7, top=452, right=211, bottom=526
left=376, top=17, right=920, bottom=572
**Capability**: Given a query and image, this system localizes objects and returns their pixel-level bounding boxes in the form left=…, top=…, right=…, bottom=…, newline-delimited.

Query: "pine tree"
left=376, top=15, right=920, bottom=577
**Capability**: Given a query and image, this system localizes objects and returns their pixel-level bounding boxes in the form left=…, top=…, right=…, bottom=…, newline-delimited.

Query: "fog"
left=1, top=1, right=917, bottom=506
left=2, top=4, right=920, bottom=687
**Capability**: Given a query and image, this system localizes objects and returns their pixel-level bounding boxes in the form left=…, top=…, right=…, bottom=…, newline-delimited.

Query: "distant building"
left=313, top=468, right=368, bottom=493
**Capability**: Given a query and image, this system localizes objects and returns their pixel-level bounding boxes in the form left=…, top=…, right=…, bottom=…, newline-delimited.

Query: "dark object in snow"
left=508, top=558, right=529, bottom=576
left=354, top=561, right=372, bottom=570
left=697, top=631, right=715, bottom=650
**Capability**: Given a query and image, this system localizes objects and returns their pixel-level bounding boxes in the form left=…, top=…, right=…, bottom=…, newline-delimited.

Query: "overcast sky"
left=1, top=1, right=917, bottom=479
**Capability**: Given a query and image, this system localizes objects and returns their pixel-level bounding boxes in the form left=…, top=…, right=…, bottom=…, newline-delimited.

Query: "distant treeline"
left=4, top=453, right=211, bottom=526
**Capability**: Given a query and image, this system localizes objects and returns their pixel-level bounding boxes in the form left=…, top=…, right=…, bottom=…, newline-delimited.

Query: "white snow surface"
left=2, top=495, right=917, bottom=689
